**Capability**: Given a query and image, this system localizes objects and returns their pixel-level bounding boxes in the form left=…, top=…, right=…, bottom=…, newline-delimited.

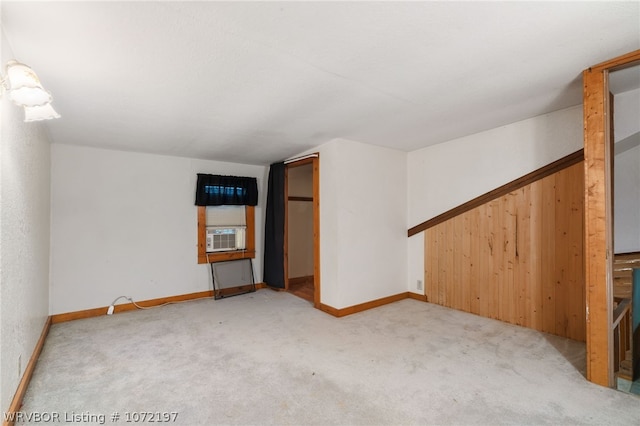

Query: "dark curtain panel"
left=195, top=174, right=258, bottom=206
left=263, top=162, right=286, bottom=289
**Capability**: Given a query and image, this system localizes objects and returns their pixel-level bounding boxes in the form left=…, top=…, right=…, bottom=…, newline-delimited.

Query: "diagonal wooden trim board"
left=3, top=317, right=52, bottom=426
left=408, top=149, right=585, bottom=237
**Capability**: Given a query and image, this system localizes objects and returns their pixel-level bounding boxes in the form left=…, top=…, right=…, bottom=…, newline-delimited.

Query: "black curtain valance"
left=195, top=174, right=258, bottom=206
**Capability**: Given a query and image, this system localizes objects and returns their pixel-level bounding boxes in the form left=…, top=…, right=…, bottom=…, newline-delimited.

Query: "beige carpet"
left=18, top=290, right=640, bottom=425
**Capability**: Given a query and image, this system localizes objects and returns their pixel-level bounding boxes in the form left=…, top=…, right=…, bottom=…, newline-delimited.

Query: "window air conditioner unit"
left=206, top=226, right=246, bottom=252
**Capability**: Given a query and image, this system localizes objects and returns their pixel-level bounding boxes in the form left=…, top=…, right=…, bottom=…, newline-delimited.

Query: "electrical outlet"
left=417, top=280, right=423, bottom=290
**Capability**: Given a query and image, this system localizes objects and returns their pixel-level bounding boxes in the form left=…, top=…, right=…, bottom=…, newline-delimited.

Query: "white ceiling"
left=2, top=1, right=639, bottom=165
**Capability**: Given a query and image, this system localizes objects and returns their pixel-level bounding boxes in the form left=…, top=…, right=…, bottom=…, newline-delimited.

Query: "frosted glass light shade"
left=6, top=60, right=52, bottom=107
left=23, top=103, right=61, bottom=122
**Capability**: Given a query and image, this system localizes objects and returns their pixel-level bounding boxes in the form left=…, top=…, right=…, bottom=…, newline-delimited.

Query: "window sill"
left=198, top=250, right=256, bottom=264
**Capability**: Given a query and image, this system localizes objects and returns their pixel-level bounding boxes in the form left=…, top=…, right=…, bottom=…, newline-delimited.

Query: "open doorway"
left=284, top=156, right=320, bottom=307
left=611, top=63, right=640, bottom=394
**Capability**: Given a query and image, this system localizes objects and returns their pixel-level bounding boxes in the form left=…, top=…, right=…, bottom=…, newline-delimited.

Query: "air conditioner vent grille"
left=206, top=226, right=246, bottom=252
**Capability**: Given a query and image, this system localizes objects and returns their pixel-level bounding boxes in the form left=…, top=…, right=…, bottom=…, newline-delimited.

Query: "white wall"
left=407, top=105, right=584, bottom=294
left=614, top=88, right=640, bottom=253
left=50, top=144, right=267, bottom=314
left=0, top=29, right=51, bottom=412
left=311, top=139, right=407, bottom=308
left=614, top=87, right=640, bottom=142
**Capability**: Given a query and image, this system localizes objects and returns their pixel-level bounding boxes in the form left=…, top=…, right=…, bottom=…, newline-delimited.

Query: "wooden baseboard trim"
left=288, top=275, right=314, bottom=286
left=407, top=292, right=428, bottom=302
left=51, top=284, right=268, bottom=324
left=318, top=292, right=413, bottom=318
left=4, top=316, right=52, bottom=426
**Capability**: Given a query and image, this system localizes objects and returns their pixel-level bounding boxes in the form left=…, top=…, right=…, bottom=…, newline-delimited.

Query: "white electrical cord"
left=106, top=294, right=214, bottom=315
left=106, top=253, right=220, bottom=316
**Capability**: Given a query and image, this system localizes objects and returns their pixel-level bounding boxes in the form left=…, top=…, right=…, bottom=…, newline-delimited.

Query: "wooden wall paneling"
left=426, top=227, right=440, bottom=304
left=490, top=198, right=503, bottom=320
left=562, top=164, right=586, bottom=341
left=540, top=174, right=557, bottom=335
left=424, top=227, right=433, bottom=302
left=460, top=212, right=472, bottom=312
left=437, top=222, right=447, bottom=306
left=422, top=161, right=585, bottom=341
left=507, top=194, right=517, bottom=324
left=554, top=170, right=570, bottom=338
left=475, top=203, right=489, bottom=318
left=567, top=163, right=584, bottom=341
left=452, top=216, right=462, bottom=310
left=449, top=219, right=457, bottom=309
left=504, top=192, right=517, bottom=325
left=469, top=207, right=481, bottom=315
left=514, top=186, right=529, bottom=328
left=564, top=165, right=581, bottom=339
left=528, top=180, right=543, bottom=333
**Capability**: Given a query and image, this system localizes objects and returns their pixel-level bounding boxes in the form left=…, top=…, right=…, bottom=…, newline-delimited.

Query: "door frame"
left=583, top=49, right=640, bottom=387
left=284, top=155, right=321, bottom=307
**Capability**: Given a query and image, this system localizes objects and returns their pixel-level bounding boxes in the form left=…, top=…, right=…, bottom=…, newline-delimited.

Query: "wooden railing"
left=613, top=252, right=640, bottom=381
left=613, top=297, right=632, bottom=380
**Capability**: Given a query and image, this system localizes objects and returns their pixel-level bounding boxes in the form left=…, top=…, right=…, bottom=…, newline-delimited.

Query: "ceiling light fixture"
left=1, top=60, right=60, bottom=122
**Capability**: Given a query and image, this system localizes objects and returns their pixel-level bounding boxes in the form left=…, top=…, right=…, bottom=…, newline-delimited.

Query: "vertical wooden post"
left=583, top=50, right=640, bottom=386
left=583, top=66, right=613, bottom=387
left=312, top=156, right=321, bottom=308
left=197, top=206, right=207, bottom=264
left=284, top=166, right=289, bottom=290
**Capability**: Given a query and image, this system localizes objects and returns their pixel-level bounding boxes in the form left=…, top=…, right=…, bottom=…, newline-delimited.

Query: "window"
left=195, top=174, right=258, bottom=264
left=197, top=205, right=255, bottom=264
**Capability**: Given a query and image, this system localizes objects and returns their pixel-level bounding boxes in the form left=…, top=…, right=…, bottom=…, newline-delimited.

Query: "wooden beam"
left=312, top=156, right=321, bottom=308
left=582, top=49, right=640, bottom=388
left=583, top=66, right=613, bottom=387
left=587, top=49, right=640, bottom=73
left=197, top=206, right=207, bottom=264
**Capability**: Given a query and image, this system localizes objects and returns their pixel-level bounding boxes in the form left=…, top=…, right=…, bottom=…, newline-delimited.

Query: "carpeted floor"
left=18, top=290, right=640, bottom=425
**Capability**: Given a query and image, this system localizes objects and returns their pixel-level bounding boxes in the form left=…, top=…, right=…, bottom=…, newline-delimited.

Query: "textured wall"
left=313, top=139, right=407, bottom=309
left=0, top=31, right=52, bottom=412
left=50, top=144, right=267, bottom=314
